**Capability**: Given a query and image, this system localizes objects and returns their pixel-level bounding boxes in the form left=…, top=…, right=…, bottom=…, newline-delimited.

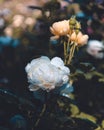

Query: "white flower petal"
left=25, top=63, right=31, bottom=72
left=62, top=75, right=69, bottom=83
left=29, top=85, right=40, bottom=91
left=86, top=40, right=104, bottom=59
left=25, top=56, right=70, bottom=92
left=51, top=57, right=64, bottom=67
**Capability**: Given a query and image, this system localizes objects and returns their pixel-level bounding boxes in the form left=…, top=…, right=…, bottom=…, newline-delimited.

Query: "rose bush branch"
left=50, top=16, right=89, bottom=65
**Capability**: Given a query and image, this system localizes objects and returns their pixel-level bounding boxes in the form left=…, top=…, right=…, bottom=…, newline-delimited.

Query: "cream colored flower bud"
left=70, top=32, right=76, bottom=41
left=50, top=20, right=70, bottom=37
left=78, top=35, right=89, bottom=45
left=70, top=31, right=89, bottom=46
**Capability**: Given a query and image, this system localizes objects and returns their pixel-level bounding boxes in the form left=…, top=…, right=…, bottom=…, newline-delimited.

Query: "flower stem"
left=67, top=43, right=76, bottom=65
left=64, top=41, right=67, bottom=64
left=34, top=103, right=46, bottom=128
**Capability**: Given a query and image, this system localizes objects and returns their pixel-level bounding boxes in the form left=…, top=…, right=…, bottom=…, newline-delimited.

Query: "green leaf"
left=70, top=104, right=80, bottom=116
left=75, top=112, right=97, bottom=124
left=101, top=120, right=104, bottom=128
left=95, top=126, right=102, bottom=130
left=98, top=78, right=104, bottom=82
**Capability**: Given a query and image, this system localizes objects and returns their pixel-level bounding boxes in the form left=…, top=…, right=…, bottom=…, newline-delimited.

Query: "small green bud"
left=75, top=22, right=81, bottom=30
left=69, top=16, right=77, bottom=26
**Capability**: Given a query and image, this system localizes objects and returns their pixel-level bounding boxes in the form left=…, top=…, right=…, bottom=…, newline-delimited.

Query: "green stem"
left=64, top=41, right=67, bottom=64
left=67, top=43, right=76, bottom=65
left=34, top=104, right=46, bottom=128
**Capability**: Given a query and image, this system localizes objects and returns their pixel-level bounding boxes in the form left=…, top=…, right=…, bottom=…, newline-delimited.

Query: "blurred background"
left=0, top=0, right=104, bottom=130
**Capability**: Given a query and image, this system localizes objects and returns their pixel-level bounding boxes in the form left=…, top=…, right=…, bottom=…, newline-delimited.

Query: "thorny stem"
left=64, top=41, right=67, bottom=64
left=67, top=40, right=70, bottom=54
left=33, top=92, right=48, bottom=130
left=33, top=103, right=46, bottom=129
left=64, top=38, right=71, bottom=65
left=67, top=43, right=76, bottom=65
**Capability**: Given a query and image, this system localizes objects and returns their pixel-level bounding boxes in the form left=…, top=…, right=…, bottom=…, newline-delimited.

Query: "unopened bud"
left=69, top=16, right=77, bottom=26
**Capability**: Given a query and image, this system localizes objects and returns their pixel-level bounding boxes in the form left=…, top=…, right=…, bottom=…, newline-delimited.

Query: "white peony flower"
left=25, top=56, right=70, bottom=92
left=51, top=57, right=70, bottom=74
left=86, top=40, right=104, bottom=59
